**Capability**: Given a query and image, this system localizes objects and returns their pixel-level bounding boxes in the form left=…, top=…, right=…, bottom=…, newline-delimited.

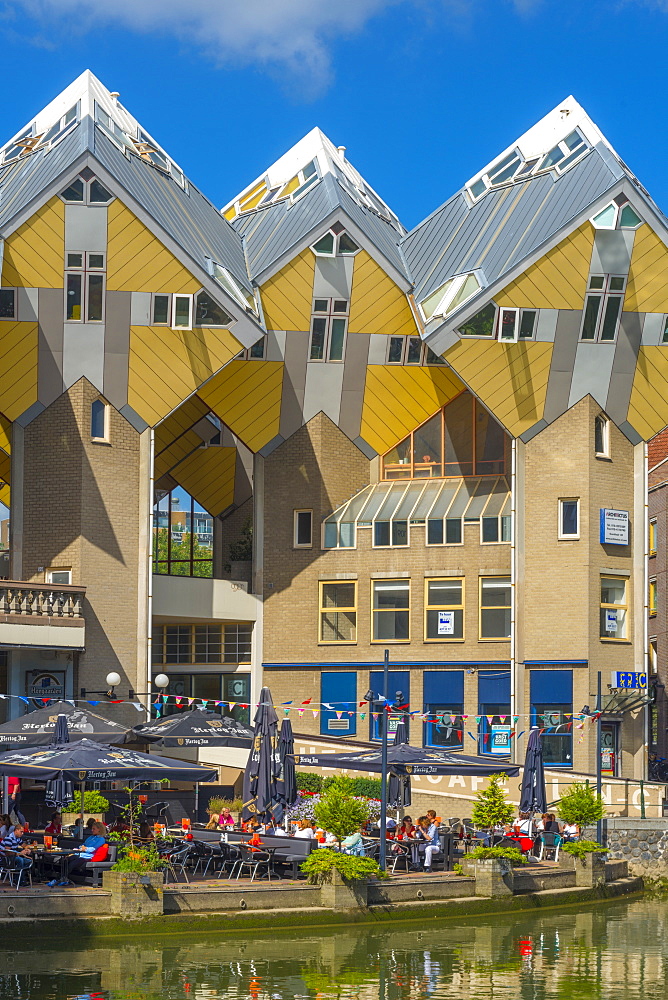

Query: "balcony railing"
left=0, top=581, right=85, bottom=619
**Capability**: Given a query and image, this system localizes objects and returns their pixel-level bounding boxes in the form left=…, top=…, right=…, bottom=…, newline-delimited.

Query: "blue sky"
left=1, top=0, right=668, bottom=230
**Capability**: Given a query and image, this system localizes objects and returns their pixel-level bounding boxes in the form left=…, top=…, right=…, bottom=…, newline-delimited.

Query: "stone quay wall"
left=605, top=818, right=668, bottom=876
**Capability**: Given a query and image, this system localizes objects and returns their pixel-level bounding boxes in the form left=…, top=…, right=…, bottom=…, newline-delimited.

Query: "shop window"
left=594, top=414, right=610, bottom=458
left=423, top=671, right=464, bottom=748
left=531, top=670, right=573, bottom=766
left=321, top=671, right=357, bottom=735
left=382, top=391, right=508, bottom=480
left=294, top=510, right=313, bottom=548
left=558, top=499, right=579, bottom=539
left=319, top=582, right=357, bottom=643
left=369, top=669, right=410, bottom=741
left=372, top=580, right=410, bottom=642
left=153, top=489, right=213, bottom=577
left=478, top=669, right=511, bottom=756
left=480, top=576, right=511, bottom=640
left=160, top=671, right=250, bottom=723
left=649, top=518, right=657, bottom=556
left=580, top=275, right=626, bottom=342
left=91, top=398, right=109, bottom=442
left=424, top=578, right=464, bottom=641
left=309, top=298, right=348, bottom=362
left=600, top=576, right=628, bottom=639
left=649, top=578, right=657, bottom=617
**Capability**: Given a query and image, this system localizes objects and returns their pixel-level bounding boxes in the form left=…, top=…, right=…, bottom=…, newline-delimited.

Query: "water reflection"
left=0, top=898, right=666, bottom=999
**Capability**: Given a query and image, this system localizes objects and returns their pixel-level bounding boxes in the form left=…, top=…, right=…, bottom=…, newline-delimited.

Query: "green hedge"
left=296, top=771, right=382, bottom=800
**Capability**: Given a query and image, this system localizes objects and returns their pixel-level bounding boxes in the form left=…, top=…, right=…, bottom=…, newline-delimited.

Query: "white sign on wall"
left=600, top=508, right=629, bottom=545
left=605, top=609, right=618, bottom=633
left=438, top=611, right=455, bottom=635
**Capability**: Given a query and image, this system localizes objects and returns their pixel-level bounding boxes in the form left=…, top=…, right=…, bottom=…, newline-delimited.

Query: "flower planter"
left=473, top=857, right=514, bottom=897
left=319, top=868, right=368, bottom=910
left=103, top=870, right=164, bottom=918
left=570, top=851, right=608, bottom=888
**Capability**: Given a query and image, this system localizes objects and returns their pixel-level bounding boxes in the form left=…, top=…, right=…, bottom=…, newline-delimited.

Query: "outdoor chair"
left=233, top=844, right=276, bottom=882
left=1, top=850, right=33, bottom=890
left=389, top=842, right=411, bottom=874
left=190, top=840, right=219, bottom=878
left=217, top=843, right=242, bottom=879
left=537, top=832, right=562, bottom=862
left=163, top=844, right=191, bottom=884
left=362, top=838, right=380, bottom=861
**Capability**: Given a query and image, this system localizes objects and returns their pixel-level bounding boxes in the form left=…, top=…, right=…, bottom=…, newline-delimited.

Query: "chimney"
left=110, top=92, right=120, bottom=104
left=337, top=146, right=346, bottom=161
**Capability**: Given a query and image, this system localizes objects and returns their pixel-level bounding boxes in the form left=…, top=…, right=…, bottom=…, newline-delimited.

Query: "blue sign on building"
left=610, top=671, right=647, bottom=689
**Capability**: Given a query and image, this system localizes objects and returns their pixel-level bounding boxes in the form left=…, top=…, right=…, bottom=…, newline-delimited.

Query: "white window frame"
left=310, top=227, right=361, bottom=259
left=558, top=498, right=580, bottom=540
left=497, top=307, right=538, bottom=342
left=64, top=251, right=106, bottom=323
left=418, top=272, right=480, bottom=322
left=90, top=398, right=110, bottom=443
left=594, top=414, right=610, bottom=458
left=151, top=293, right=171, bottom=326
left=172, top=293, right=193, bottom=331
left=309, top=298, right=348, bottom=363
left=580, top=274, right=626, bottom=343
left=294, top=509, right=313, bottom=549
left=46, top=567, right=72, bottom=585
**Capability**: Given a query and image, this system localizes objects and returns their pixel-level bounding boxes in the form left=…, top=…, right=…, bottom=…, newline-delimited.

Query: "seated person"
left=542, top=813, right=561, bottom=835
left=205, top=812, right=220, bottom=830
left=0, top=814, right=14, bottom=839
left=513, top=812, right=534, bottom=837
left=138, top=821, right=155, bottom=842
left=561, top=820, right=579, bottom=841
left=1, top=823, right=35, bottom=873
left=218, top=808, right=235, bottom=828
left=397, top=816, right=415, bottom=840
left=294, top=820, right=315, bottom=840
left=47, top=822, right=108, bottom=887
left=341, top=825, right=366, bottom=857
left=421, top=817, right=441, bottom=872
left=44, top=811, right=62, bottom=837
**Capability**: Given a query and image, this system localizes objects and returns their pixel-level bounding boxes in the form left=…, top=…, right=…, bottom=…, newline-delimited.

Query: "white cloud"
left=11, top=0, right=406, bottom=92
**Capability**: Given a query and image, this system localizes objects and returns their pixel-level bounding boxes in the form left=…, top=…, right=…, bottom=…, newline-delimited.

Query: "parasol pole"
left=195, top=781, right=199, bottom=824
left=379, top=648, right=389, bottom=872
left=79, top=778, right=85, bottom=840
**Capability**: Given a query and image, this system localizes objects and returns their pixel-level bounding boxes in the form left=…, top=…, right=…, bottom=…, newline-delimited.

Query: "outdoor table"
left=35, top=847, right=75, bottom=882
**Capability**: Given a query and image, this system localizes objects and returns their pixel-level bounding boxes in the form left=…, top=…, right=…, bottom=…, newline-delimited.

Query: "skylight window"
left=1, top=103, right=80, bottom=166
left=210, top=261, right=258, bottom=315
left=419, top=273, right=480, bottom=322
left=538, top=130, right=587, bottom=172
left=310, top=226, right=360, bottom=258
left=468, top=129, right=590, bottom=200
left=94, top=102, right=186, bottom=190
left=591, top=197, right=643, bottom=230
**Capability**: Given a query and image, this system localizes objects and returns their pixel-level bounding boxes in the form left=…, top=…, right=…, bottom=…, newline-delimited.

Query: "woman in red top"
left=397, top=816, right=415, bottom=840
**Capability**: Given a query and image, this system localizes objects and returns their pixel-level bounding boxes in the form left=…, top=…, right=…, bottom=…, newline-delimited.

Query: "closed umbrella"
left=242, top=687, right=281, bottom=823
left=519, top=727, right=547, bottom=815
left=388, top=722, right=411, bottom=810
left=275, top=718, right=298, bottom=822
left=0, top=700, right=133, bottom=746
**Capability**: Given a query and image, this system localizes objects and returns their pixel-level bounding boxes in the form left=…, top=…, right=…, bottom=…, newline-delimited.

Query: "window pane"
left=338, top=233, right=359, bottom=254
left=313, top=233, right=334, bottom=254
left=499, top=309, right=517, bottom=341
left=195, top=291, right=232, bottom=327
left=481, top=578, right=511, bottom=606
left=165, top=626, right=191, bottom=663
left=153, top=294, right=170, bottom=324
left=561, top=501, right=578, bottom=536
left=601, top=577, right=626, bottom=605
left=427, top=579, right=462, bottom=605
left=321, top=610, right=356, bottom=642
left=88, top=253, right=104, bottom=269
left=388, top=337, right=404, bottom=363
left=426, top=609, right=463, bottom=639
left=581, top=295, right=601, bottom=339
left=373, top=610, right=409, bottom=640
left=425, top=347, right=445, bottom=364
left=475, top=403, right=506, bottom=474
left=322, top=583, right=355, bottom=608
left=173, top=295, right=191, bottom=328
left=89, top=180, right=112, bottom=203
left=87, top=274, right=104, bottom=321
left=413, top=412, right=442, bottom=476
left=333, top=301, right=348, bottom=314
left=224, top=673, right=251, bottom=724
left=445, top=518, right=462, bottom=543
left=323, top=522, right=338, bottom=548
left=446, top=273, right=480, bottom=314
left=500, top=515, right=511, bottom=541
left=224, top=624, right=252, bottom=662
left=458, top=303, right=496, bottom=337
left=391, top=520, right=408, bottom=546
left=600, top=296, right=622, bottom=341
left=406, top=337, right=422, bottom=364
left=91, top=400, right=106, bottom=438
left=519, top=310, right=536, bottom=338
left=191, top=674, right=221, bottom=703
left=62, top=178, right=84, bottom=201
left=589, top=276, right=605, bottom=290
left=482, top=516, right=499, bottom=542
left=66, top=273, right=82, bottom=320
left=249, top=338, right=265, bottom=358
left=309, top=317, right=327, bottom=360
left=328, top=318, right=346, bottom=360
left=609, top=276, right=625, bottom=292
left=295, top=511, right=312, bottom=545
left=595, top=416, right=607, bottom=454
left=619, top=205, right=642, bottom=228
left=313, top=299, right=329, bottom=312
left=0, top=289, right=15, bottom=319
left=374, top=521, right=390, bottom=546
left=194, top=625, right=222, bottom=662
left=481, top=608, right=511, bottom=639
left=427, top=519, right=443, bottom=544
left=339, top=522, right=354, bottom=547
left=420, top=279, right=453, bottom=320
left=444, top=393, right=473, bottom=476
left=373, top=582, right=409, bottom=609
left=67, top=252, right=83, bottom=268
left=592, top=204, right=616, bottom=227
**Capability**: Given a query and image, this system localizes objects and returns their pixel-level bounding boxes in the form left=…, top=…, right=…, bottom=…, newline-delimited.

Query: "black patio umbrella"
left=0, top=700, right=133, bottom=746
left=388, top=722, right=412, bottom=809
left=292, top=742, right=520, bottom=777
left=242, top=687, right=281, bottom=823
left=275, top=718, right=298, bottom=822
left=519, top=727, right=547, bottom=815
left=133, top=709, right=254, bottom=748
left=44, top=714, right=73, bottom=809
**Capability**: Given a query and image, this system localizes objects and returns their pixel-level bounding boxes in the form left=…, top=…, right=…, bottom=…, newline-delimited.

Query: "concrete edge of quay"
left=0, top=875, right=644, bottom=941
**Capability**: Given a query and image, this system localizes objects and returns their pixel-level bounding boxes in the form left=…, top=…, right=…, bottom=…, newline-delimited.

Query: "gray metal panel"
left=542, top=370, right=573, bottom=425
left=606, top=311, right=643, bottom=424
left=119, top=403, right=149, bottom=433
left=519, top=418, right=548, bottom=443
left=314, top=257, right=353, bottom=299
left=103, top=290, right=131, bottom=409
left=65, top=204, right=107, bottom=252
left=568, top=342, right=616, bottom=409
left=279, top=331, right=309, bottom=440
left=642, top=313, right=663, bottom=346
left=130, top=291, right=151, bottom=326
left=303, top=362, right=344, bottom=425
left=550, top=310, right=582, bottom=372
left=266, top=330, right=286, bottom=361
left=37, top=288, right=64, bottom=407
left=368, top=334, right=388, bottom=365
left=535, top=309, right=558, bottom=342
left=339, top=332, right=370, bottom=442
left=591, top=230, right=634, bottom=274
left=63, top=324, right=105, bottom=392
left=17, top=287, right=38, bottom=323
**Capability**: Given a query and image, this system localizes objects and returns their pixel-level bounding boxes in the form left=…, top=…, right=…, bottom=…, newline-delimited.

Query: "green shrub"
left=313, top=775, right=369, bottom=842
left=300, top=848, right=388, bottom=884
left=111, top=842, right=167, bottom=873
left=556, top=781, right=605, bottom=830
left=296, top=772, right=323, bottom=794
left=452, top=862, right=472, bottom=877
left=561, top=840, right=608, bottom=862
left=64, top=790, right=110, bottom=814
left=471, top=773, right=514, bottom=829
left=468, top=845, right=528, bottom=865
left=207, top=796, right=242, bottom=815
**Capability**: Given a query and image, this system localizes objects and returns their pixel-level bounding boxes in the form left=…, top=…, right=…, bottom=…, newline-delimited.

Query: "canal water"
left=0, top=897, right=665, bottom=998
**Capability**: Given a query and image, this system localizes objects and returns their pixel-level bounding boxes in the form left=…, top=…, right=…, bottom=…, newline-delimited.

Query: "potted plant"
left=471, top=773, right=515, bottom=832
left=556, top=781, right=605, bottom=838
left=62, top=789, right=110, bottom=828
left=103, top=842, right=167, bottom=917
